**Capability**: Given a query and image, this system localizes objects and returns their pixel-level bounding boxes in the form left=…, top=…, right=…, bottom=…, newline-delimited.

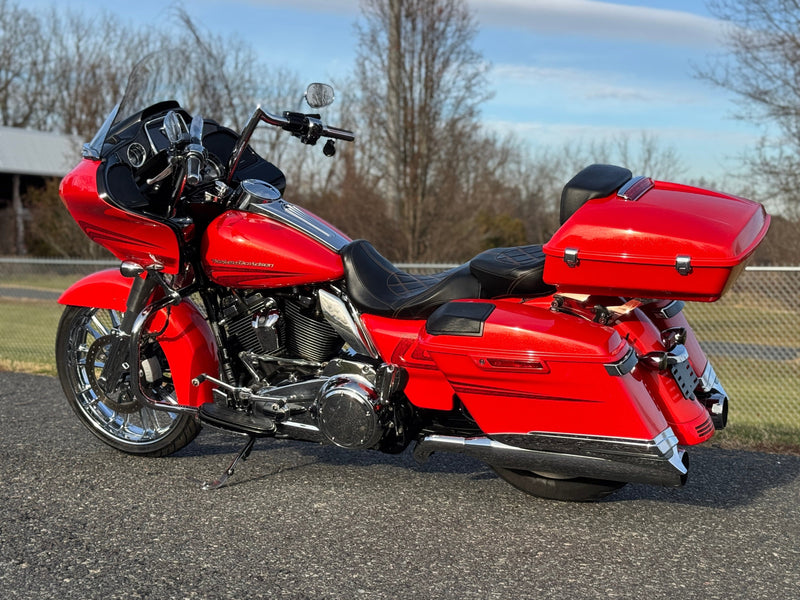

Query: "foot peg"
left=198, top=402, right=276, bottom=436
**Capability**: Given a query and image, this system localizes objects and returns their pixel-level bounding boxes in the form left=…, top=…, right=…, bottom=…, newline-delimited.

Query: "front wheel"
left=491, top=466, right=626, bottom=502
left=56, top=305, right=200, bottom=457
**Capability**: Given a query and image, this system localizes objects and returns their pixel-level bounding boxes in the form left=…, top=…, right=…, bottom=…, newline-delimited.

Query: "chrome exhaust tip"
left=701, top=393, right=728, bottom=430
left=698, top=362, right=728, bottom=430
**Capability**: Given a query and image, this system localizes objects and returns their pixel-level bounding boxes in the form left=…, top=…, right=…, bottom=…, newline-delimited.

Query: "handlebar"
left=263, top=110, right=354, bottom=142
left=321, top=124, right=355, bottom=142
left=226, top=106, right=354, bottom=184
left=185, top=146, right=204, bottom=186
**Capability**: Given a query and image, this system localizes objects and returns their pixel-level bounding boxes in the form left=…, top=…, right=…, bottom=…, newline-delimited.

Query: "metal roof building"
left=0, top=126, right=80, bottom=178
left=0, top=126, right=82, bottom=255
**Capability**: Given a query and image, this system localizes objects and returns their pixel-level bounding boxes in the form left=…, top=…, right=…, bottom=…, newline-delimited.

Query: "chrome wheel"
left=56, top=305, right=200, bottom=456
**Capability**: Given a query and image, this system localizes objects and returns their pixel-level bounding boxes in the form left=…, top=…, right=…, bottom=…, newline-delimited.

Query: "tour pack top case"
left=542, top=177, right=771, bottom=301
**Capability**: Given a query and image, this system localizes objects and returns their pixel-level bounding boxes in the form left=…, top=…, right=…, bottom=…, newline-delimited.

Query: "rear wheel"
left=491, top=466, right=626, bottom=502
left=56, top=305, right=200, bottom=457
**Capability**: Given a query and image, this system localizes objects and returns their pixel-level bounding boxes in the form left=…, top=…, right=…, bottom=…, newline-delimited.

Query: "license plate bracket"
left=670, top=359, right=699, bottom=399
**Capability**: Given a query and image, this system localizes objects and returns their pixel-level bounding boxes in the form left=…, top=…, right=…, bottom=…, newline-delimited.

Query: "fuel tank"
left=201, top=181, right=349, bottom=288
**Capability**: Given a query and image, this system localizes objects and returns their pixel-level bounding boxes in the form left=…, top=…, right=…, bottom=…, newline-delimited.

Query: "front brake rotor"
left=86, top=335, right=140, bottom=414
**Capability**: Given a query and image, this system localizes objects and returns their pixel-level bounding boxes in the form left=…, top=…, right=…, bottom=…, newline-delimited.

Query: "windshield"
left=83, top=53, right=221, bottom=158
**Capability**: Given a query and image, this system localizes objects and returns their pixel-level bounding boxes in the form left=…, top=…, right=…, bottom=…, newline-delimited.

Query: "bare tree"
left=0, top=1, right=51, bottom=130
left=699, top=0, right=800, bottom=218
left=354, top=0, right=491, bottom=261
left=45, top=10, right=156, bottom=138
left=586, top=132, right=686, bottom=181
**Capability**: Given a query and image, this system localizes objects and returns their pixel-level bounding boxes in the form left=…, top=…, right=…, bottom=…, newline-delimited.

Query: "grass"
left=0, top=298, right=62, bottom=376
left=684, top=297, right=800, bottom=449
left=0, top=273, right=85, bottom=292
left=686, top=301, right=800, bottom=348
left=708, top=423, right=800, bottom=456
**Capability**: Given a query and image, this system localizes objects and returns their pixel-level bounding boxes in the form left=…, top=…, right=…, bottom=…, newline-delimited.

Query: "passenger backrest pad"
left=560, top=164, right=632, bottom=224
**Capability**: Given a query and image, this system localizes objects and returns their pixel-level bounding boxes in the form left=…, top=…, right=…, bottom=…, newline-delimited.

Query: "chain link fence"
left=1, top=257, right=798, bottom=437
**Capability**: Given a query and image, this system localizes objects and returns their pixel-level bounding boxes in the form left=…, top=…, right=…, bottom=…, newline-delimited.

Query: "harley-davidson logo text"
left=211, top=258, right=275, bottom=268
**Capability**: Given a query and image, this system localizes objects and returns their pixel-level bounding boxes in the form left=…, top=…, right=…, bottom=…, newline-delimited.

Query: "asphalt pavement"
left=1, top=371, right=798, bottom=600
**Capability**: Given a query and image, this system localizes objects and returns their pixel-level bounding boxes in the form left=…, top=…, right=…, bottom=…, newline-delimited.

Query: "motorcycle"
left=56, top=57, right=770, bottom=501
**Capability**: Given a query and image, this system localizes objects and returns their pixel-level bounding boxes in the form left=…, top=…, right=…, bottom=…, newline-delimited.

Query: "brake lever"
left=146, top=163, right=174, bottom=185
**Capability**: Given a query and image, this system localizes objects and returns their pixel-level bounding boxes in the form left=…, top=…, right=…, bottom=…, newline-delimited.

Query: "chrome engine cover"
left=315, top=374, right=386, bottom=449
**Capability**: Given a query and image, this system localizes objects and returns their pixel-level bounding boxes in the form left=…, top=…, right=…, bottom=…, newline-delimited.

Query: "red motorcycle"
left=56, top=58, right=770, bottom=501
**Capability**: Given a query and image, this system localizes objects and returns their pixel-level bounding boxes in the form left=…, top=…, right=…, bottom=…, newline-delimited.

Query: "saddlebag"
left=416, top=300, right=670, bottom=441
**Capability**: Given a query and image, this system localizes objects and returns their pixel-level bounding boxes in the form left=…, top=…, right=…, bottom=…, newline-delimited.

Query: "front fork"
left=98, top=262, right=190, bottom=414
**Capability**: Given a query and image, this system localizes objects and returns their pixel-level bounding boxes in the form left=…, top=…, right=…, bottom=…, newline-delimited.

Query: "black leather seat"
left=341, top=240, right=555, bottom=319
left=340, top=240, right=481, bottom=319
left=469, top=245, right=554, bottom=297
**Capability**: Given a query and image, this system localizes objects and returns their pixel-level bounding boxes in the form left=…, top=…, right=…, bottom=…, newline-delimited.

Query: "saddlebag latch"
left=564, top=247, right=580, bottom=268
left=675, top=255, right=693, bottom=276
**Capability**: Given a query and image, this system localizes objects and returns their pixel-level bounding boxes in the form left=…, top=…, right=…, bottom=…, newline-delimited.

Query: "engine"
left=284, top=298, right=343, bottom=362
left=217, top=291, right=344, bottom=365
left=215, top=290, right=410, bottom=452
left=218, top=291, right=285, bottom=358
left=316, top=360, right=403, bottom=450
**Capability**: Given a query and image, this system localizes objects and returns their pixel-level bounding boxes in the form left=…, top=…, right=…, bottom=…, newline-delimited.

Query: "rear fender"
left=59, top=269, right=218, bottom=407
left=614, top=307, right=713, bottom=444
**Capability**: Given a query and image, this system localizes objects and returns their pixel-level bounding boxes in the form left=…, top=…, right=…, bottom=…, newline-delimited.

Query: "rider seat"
left=560, top=164, right=632, bottom=224
left=340, top=240, right=481, bottom=319
left=341, top=240, right=554, bottom=319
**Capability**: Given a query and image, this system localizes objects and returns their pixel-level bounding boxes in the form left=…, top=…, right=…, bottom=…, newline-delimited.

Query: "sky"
left=28, top=0, right=761, bottom=183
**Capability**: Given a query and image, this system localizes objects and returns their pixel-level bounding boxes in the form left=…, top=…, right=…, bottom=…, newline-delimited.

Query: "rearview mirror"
left=305, top=83, right=335, bottom=109
left=163, top=111, right=184, bottom=144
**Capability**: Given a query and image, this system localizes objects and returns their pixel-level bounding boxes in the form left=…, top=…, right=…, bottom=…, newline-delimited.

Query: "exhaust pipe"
left=413, top=429, right=689, bottom=487
left=701, top=392, right=728, bottom=430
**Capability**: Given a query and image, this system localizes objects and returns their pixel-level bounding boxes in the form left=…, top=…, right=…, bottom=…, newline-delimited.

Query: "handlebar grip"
left=186, top=154, right=202, bottom=186
left=185, top=143, right=206, bottom=186
left=322, top=125, right=355, bottom=142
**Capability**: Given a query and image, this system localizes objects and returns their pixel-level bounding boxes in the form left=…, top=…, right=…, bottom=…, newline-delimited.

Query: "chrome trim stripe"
left=491, top=427, right=681, bottom=461
left=699, top=361, right=719, bottom=393
left=414, top=427, right=688, bottom=487
left=248, top=195, right=351, bottom=252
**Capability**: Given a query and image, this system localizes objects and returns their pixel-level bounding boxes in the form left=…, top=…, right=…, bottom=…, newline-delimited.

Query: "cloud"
left=468, top=0, right=726, bottom=48
left=491, top=64, right=664, bottom=104
left=241, top=0, right=361, bottom=15
left=240, top=0, right=725, bottom=48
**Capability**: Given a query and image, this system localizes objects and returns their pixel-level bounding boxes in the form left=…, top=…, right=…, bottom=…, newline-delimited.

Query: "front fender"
left=59, top=268, right=133, bottom=311
left=59, top=269, right=218, bottom=408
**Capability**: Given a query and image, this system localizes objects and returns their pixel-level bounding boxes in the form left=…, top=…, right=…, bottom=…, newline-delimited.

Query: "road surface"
left=0, top=371, right=798, bottom=599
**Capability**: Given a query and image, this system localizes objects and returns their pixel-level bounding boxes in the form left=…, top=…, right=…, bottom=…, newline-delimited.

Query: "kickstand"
left=201, top=434, right=257, bottom=491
